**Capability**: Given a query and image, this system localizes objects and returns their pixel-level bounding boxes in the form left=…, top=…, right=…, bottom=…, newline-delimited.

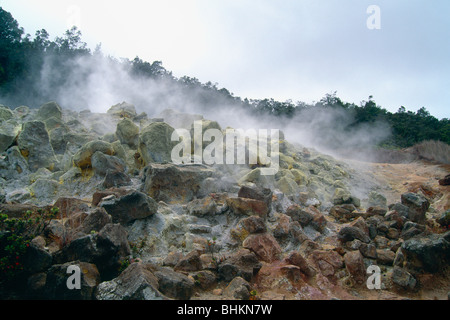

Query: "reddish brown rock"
left=243, top=233, right=282, bottom=263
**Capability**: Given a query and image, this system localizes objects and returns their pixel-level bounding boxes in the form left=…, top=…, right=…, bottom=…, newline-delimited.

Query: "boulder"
left=187, top=197, right=217, bottom=216
left=100, top=191, right=158, bottom=224
left=218, top=249, right=262, bottom=282
left=237, top=185, right=273, bottom=208
left=78, top=207, right=112, bottom=234
left=72, top=140, right=115, bottom=169
left=44, top=261, right=100, bottom=300
left=311, top=250, right=344, bottom=277
left=242, top=233, right=282, bottom=263
left=391, top=266, right=416, bottom=290
left=285, top=251, right=316, bottom=278
left=338, top=226, right=371, bottom=243
left=141, top=163, right=214, bottom=203
left=285, top=204, right=313, bottom=227
left=138, top=122, right=176, bottom=164
left=91, top=151, right=127, bottom=176
left=107, top=102, right=137, bottom=119
left=223, top=277, right=251, bottom=300
left=0, top=105, right=14, bottom=121
left=401, top=232, right=450, bottom=273
left=438, top=174, right=450, bottom=186
left=344, top=251, right=366, bottom=285
left=154, top=267, right=195, bottom=300
left=102, top=171, right=132, bottom=188
left=36, top=101, right=62, bottom=121
left=400, top=221, right=425, bottom=240
left=116, top=118, right=139, bottom=148
left=0, top=146, right=29, bottom=179
left=17, top=121, right=57, bottom=172
left=53, top=223, right=131, bottom=279
left=23, top=242, right=53, bottom=274
left=0, top=119, right=20, bottom=152
left=277, top=176, right=301, bottom=196
left=376, top=249, right=395, bottom=266
left=95, top=262, right=165, bottom=300
left=226, top=197, right=270, bottom=218
left=174, top=250, right=203, bottom=272
left=401, top=193, right=430, bottom=224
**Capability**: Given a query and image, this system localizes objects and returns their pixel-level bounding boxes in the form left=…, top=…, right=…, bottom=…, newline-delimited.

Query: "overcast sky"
left=2, top=0, right=449, bottom=118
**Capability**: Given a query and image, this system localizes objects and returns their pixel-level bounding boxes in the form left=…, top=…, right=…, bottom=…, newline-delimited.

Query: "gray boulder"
left=36, top=101, right=62, bottom=121
left=44, top=261, right=100, bottom=300
left=141, top=163, right=214, bottom=203
left=154, top=267, right=195, bottom=300
left=401, top=192, right=430, bottom=224
left=72, top=140, right=115, bottom=169
left=95, top=262, right=165, bottom=300
left=138, top=122, right=176, bottom=164
left=0, top=119, right=20, bottom=152
left=17, top=121, right=57, bottom=172
left=116, top=118, right=139, bottom=148
left=100, top=191, right=158, bottom=224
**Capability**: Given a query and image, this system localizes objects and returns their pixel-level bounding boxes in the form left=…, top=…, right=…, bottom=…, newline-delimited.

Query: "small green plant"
left=207, top=236, right=224, bottom=270
left=0, top=207, right=58, bottom=283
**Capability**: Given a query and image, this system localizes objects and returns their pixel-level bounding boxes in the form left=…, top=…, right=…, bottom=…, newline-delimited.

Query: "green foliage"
left=0, top=207, right=58, bottom=282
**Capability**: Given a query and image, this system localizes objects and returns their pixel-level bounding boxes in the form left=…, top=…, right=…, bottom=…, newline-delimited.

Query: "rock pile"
left=0, top=101, right=449, bottom=300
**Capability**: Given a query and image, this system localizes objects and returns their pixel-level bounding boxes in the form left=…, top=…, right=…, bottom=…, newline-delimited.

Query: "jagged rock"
left=30, top=178, right=59, bottom=204
left=102, top=170, right=132, bottom=188
left=73, top=140, right=115, bottom=169
left=400, top=221, right=425, bottom=240
left=95, top=262, right=165, bottom=300
left=368, top=191, right=387, bottom=208
left=332, top=188, right=359, bottom=206
left=285, top=251, right=316, bottom=278
left=401, top=232, right=450, bottom=273
left=54, top=223, right=131, bottom=279
left=243, top=233, right=282, bottom=263
left=238, top=185, right=273, bottom=208
left=17, top=121, right=57, bottom=172
left=0, top=119, right=20, bottom=152
left=344, top=250, right=366, bottom=285
left=107, top=102, right=137, bottom=119
left=187, top=196, right=217, bottom=216
left=359, top=243, right=378, bottom=259
left=401, top=192, right=430, bottom=224
left=36, top=101, right=62, bottom=121
left=218, top=249, right=262, bottom=282
left=100, top=191, right=158, bottom=224
left=138, top=122, right=176, bottom=164
left=78, top=207, right=112, bottom=234
left=116, top=118, right=139, bottom=148
left=141, top=163, right=214, bottom=203
left=438, top=174, right=450, bottom=186
left=91, top=151, right=127, bottom=176
left=391, top=266, right=416, bottom=290
left=376, top=249, right=395, bottom=266
left=437, top=210, right=450, bottom=227
left=192, top=270, right=217, bottom=290
left=389, top=203, right=410, bottom=218
left=0, top=146, right=29, bottom=179
left=366, top=206, right=387, bottom=217
left=53, top=197, right=89, bottom=218
left=154, top=267, right=195, bottom=300
left=338, top=226, right=371, bottom=243
left=311, top=250, right=344, bottom=277
left=277, top=176, right=301, bottom=196
left=285, top=204, right=313, bottom=227
left=226, top=197, right=269, bottom=218
left=223, top=277, right=251, bottom=300
left=163, top=251, right=184, bottom=267
left=329, top=204, right=360, bottom=222
left=231, top=216, right=266, bottom=242
left=174, top=250, right=202, bottom=272
left=23, top=242, right=53, bottom=274
left=0, top=105, right=14, bottom=121
left=44, top=261, right=100, bottom=300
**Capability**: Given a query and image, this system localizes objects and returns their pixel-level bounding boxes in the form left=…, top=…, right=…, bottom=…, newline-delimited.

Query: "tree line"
left=0, top=7, right=448, bottom=148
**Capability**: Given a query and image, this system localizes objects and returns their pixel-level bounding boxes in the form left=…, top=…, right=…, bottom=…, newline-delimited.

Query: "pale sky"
left=2, top=0, right=449, bottom=119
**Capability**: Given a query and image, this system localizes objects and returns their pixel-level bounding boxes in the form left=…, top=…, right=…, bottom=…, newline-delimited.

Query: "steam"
left=5, top=52, right=392, bottom=163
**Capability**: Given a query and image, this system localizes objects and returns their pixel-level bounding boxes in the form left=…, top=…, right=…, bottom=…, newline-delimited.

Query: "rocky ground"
left=0, top=101, right=449, bottom=300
